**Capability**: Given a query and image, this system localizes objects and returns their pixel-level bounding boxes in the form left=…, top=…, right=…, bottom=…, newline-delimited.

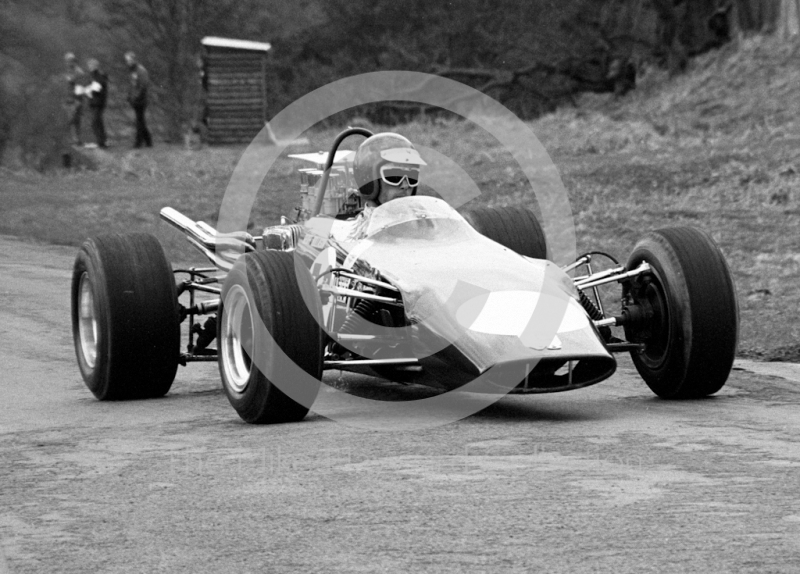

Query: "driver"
left=345, top=132, right=426, bottom=240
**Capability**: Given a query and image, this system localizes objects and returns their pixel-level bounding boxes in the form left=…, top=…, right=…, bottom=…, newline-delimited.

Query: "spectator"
left=63, top=52, right=86, bottom=146
left=85, top=58, right=109, bottom=148
left=124, top=51, right=152, bottom=148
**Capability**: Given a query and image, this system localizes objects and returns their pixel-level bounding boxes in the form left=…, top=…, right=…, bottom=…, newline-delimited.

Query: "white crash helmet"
left=352, top=132, right=426, bottom=203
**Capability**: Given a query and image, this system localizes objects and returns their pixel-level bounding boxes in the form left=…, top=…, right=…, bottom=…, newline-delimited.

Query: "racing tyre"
left=623, top=227, right=738, bottom=399
left=71, top=233, right=180, bottom=400
left=463, top=206, right=548, bottom=259
left=218, top=251, right=323, bottom=424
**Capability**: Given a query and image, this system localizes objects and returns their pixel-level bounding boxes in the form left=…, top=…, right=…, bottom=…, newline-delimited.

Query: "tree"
left=97, top=0, right=232, bottom=140
left=280, top=0, right=636, bottom=120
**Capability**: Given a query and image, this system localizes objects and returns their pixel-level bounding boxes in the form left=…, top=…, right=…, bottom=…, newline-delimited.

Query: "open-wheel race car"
left=71, top=128, right=739, bottom=424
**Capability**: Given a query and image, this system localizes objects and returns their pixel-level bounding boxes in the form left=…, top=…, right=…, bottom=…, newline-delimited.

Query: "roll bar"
left=311, top=127, right=374, bottom=217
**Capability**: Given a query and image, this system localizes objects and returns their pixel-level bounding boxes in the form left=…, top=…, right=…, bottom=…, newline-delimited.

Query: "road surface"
left=1, top=236, right=799, bottom=573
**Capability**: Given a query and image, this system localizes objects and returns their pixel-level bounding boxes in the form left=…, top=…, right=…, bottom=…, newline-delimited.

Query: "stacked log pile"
left=203, top=39, right=269, bottom=144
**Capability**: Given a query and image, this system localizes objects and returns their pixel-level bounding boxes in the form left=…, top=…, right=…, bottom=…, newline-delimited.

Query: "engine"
left=289, top=151, right=363, bottom=220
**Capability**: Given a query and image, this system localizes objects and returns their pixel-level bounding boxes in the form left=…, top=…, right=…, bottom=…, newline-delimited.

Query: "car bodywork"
left=161, top=192, right=623, bottom=396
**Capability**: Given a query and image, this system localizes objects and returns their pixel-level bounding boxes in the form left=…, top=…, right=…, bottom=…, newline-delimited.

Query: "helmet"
left=352, top=133, right=426, bottom=203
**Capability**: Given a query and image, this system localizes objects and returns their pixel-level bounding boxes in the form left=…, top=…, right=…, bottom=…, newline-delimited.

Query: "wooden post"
left=779, top=0, right=800, bottom=37
left=261, top=54, right=267, bottom=125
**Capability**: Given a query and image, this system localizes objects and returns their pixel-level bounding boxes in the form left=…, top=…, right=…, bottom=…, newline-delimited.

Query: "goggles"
left=379, top=164, right=420, bottom=187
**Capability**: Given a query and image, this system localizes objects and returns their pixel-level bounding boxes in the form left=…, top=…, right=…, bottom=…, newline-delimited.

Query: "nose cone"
left=455, top=289, right=590, bottom=341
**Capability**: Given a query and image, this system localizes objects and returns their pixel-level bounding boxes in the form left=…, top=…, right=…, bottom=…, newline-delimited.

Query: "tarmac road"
left=1, top=236, right=799, bottom=573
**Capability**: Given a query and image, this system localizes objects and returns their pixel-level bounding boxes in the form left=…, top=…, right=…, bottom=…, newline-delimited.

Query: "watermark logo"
left=217, top=71, right=576, bottom=430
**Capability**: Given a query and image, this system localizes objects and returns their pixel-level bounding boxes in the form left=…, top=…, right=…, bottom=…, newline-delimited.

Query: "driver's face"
left=378, top=177, right=412, bottom=203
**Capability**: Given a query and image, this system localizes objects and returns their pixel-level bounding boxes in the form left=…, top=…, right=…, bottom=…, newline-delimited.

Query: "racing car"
left=71, top=127, right=739, bottom=424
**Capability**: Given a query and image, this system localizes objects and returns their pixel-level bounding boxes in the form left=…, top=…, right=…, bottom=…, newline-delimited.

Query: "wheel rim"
left=635, top=274, right=670, bottom=369
left=221, top=284, right=255, bottom=394
left=77, top=272, right=98, bottom=369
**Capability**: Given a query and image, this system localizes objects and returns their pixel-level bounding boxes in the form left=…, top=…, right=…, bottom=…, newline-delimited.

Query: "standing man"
left=124, top=51, right=152, bottom=148
left=63, top=52, right=86, bottom=146
left=85, top=58, right=109, bottom=148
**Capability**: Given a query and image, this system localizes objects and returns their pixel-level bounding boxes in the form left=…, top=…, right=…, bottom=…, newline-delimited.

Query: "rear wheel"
left=71, top=233, right=180, bottom=400
left=623, top=227, right=738, bottom=398
left=218, top=251, right=323, bottom=424
left=462, top=206, right=548, bottom=259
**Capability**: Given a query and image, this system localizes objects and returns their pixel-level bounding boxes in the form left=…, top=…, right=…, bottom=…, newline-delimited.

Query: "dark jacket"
left=127, top=63, right=149, bottom=108
left=87, top=70, right=109, bottom=109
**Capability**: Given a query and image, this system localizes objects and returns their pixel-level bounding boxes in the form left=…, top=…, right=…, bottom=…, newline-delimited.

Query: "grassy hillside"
left=530, top=35, right=800, bottom=361
left=1, top=35, right=798, bottom=360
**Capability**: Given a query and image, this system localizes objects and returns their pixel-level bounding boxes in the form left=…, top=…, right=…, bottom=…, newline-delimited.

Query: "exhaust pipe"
left=160, top=207, right=255, bottom=271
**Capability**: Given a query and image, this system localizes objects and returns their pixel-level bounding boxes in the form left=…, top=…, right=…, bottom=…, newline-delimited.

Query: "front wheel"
left=71, top=233, right=180, bottom=400
left=623, top=227, right=738, bottom=399
left=218, top=251, right=323, bottom=424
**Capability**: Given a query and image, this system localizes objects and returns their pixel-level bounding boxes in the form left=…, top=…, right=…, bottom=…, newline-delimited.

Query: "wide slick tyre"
left=623, top=227, right=738, bottom=399
left=218, top=251, right=323, bottom=424
left=71, top=233, right=180, bottom=400
left=462, top=206, right=548, bottom=259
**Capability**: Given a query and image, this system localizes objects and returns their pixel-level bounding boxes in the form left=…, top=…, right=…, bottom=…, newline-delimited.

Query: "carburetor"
left=289, top=150, right=363, bottom=221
